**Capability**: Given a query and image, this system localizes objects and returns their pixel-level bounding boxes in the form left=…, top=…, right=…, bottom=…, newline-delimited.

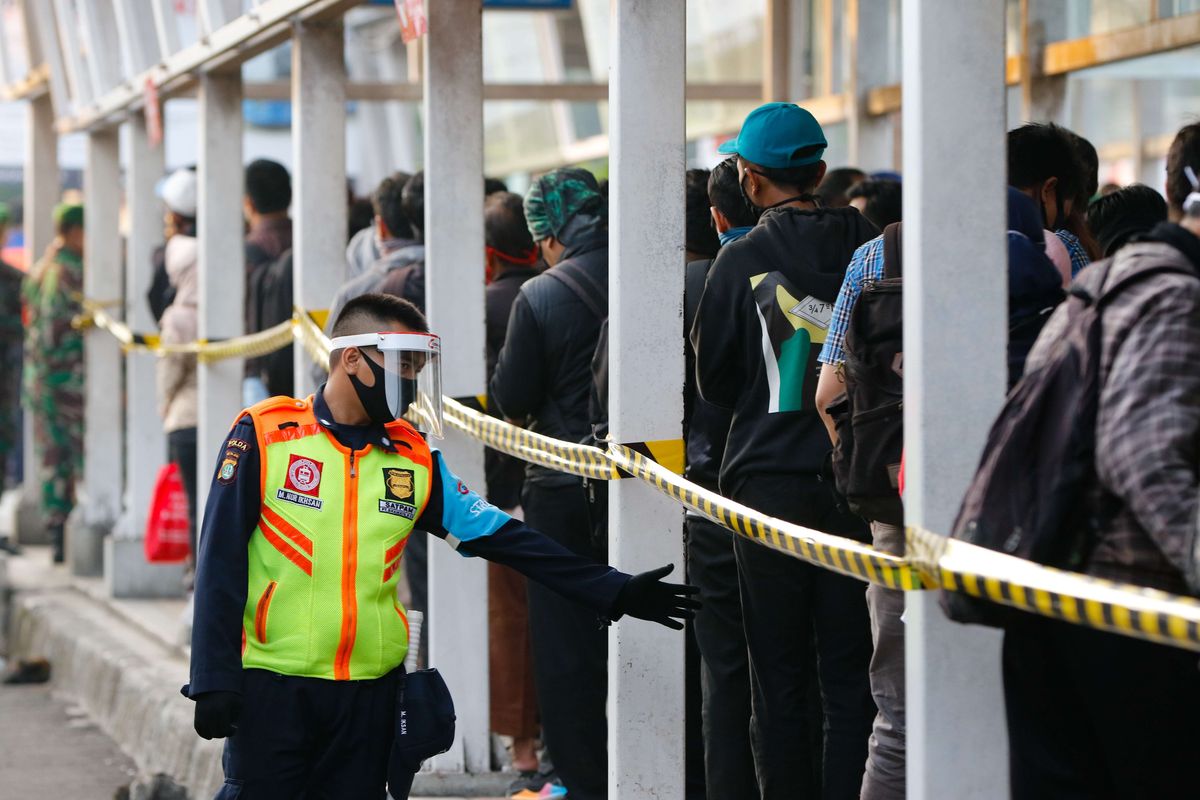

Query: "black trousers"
left=167, top=427, right=198, bottom=556
left=731, top=473, right=875, bottom=800
left=523, top=481, right=608, bottom=800
left=686, top=515, right=757, bottom=799
left=1003, top=614, right=1200, bottom=799
left=216, top=669, right=409, bottom=800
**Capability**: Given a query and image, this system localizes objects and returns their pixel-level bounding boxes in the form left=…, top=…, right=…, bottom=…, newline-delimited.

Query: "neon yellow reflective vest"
left=240, top=396, right=432, bottom=681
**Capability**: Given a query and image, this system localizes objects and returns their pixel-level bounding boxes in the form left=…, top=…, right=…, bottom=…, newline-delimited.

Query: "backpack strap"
left=882, top=222, right=903, bottom=280
left=546, top=261, right=607, bottom=320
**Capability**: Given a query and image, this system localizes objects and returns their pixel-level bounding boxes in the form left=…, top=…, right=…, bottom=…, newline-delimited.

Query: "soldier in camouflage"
left=0, top=203, right=22, bottom=500
left=22, top=203, right=84, bottom=563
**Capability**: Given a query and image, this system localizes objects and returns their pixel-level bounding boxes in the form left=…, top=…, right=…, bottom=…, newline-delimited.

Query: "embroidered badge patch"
left=278, top=455, right=324, bottom=510
left=379, top=468, right=417, bottom=519
left=218, top=453, right=239, bottom=484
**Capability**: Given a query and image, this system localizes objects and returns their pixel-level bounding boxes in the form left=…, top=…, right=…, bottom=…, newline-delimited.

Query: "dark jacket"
left=1025, top=223, right=1200, bottom=594
left=485, top=266, right=540, bottom=507
left=684, top=257, right=731, bottom=493
left=490, top=232, right=608, bottom=488
left=691, top=206, right=878, bottom=492
left=244, top=218, right=293, bottom=382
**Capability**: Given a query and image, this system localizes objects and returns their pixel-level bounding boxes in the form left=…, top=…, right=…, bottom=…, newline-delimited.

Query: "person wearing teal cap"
left=691, top=102, right=880, bottom=799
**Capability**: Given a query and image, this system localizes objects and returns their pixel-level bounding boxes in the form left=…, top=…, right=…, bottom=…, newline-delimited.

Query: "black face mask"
left=348, top=350, right=417, bottom=425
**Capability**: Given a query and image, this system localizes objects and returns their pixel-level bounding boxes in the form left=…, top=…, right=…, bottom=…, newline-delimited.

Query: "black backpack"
left=829, top=222, right=905, bottom=526
left=943, top=257, right=1196, bottom=628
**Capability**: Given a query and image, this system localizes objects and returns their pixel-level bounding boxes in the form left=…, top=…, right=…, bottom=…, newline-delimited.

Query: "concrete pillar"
left=196, top=72, right=244, bottom=525
left=764, top=0, right=791, bottom=102
left=106, top=115, right=183, bottom=598
left=901, top=2, right=1010, bottom=799
left=292, top=20, right=347, bottom=398
left=16, top=94, right=59, bottom=546
left=851, top=0, right=898, bottom=171
left=608, top=1, right=686, bottom=798
left=423, top=0, right=489, bottom=775
left=73, top=127, right=125, bottom=577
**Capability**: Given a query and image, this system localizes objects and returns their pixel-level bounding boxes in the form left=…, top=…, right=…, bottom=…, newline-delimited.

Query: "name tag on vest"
left=277, top=488, right=324, bottom=510
left=379, top=499, right=417, bottom=520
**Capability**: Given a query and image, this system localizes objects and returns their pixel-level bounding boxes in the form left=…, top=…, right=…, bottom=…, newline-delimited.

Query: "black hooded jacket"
left=691, top=206, right=879, bottom=492
left=490, top=230, right=608, bottom=488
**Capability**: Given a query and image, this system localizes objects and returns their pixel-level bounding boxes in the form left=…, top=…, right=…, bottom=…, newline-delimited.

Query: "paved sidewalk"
left=0, top=681, right=138, bottom=798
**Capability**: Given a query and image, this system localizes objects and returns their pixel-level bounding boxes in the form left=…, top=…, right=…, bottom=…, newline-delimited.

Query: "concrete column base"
left=104, top=537, right=186, bottom=599
left=15, top=486, right=48, bottom=545
left=66, top=507, right=108, bottom=577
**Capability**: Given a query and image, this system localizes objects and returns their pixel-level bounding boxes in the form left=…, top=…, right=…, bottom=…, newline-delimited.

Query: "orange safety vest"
left=239, top=396, right=433, bottom=681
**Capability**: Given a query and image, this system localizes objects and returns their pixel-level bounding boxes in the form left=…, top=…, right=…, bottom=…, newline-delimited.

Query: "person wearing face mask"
left=690, top=102, right=879, bottom=800
left=184, top=292, right=698, bottom=799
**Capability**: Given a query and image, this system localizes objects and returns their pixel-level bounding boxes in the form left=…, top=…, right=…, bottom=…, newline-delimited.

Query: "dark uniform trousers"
left=731, top=473, right=876, bottom=800
left=216, top=668, right=412, bottom=800
left=522, top=482, right=608, bottom=800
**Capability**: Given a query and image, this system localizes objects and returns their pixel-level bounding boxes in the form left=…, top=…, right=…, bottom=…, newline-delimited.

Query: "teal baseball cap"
left=718, top=102, right=828, bottom=169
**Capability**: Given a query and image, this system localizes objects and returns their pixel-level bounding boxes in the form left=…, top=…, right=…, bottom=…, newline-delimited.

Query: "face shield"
left=330, top=332, right=444, bottom=438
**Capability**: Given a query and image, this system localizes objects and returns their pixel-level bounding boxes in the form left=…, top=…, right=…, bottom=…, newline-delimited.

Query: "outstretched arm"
left=415, top=451, right=698, bottom=628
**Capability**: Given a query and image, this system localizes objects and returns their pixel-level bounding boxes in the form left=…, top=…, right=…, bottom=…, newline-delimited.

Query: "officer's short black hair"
left=372, top=171, right=414, bottom=241
left=330, top=293, right=428, bottom=371
left=244, top=159, right=291, bottom=215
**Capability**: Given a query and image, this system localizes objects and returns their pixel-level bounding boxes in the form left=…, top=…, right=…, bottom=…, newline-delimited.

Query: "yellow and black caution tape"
left=81, top=300, right=313, bottom=363
left=906, top=525, right=1200, bottom=652
left=443, top=397, right=621, bottom=481
left=608, top=442, right=919, bottom=590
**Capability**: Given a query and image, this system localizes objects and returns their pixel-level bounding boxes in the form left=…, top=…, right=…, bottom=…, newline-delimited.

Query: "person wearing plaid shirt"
left=1003, top=122, right=1200, bottom=798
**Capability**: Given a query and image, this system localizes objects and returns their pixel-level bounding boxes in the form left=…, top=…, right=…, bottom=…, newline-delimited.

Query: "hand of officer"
left=194, top=691, right=243, bottom=740
left=612, top=564, right=701, bottom=630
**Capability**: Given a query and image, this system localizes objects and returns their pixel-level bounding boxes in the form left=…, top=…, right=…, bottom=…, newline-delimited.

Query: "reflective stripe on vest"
left=240, top=396, right=432, bottom=680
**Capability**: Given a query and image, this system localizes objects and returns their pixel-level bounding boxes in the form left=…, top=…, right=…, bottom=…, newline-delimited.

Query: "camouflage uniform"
left=0, top=256, right=22, bottom=494
left=24, top=244, right=85, bottom=528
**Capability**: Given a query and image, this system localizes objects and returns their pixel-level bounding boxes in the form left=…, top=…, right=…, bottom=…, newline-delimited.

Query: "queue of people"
left=185, top=109, right=1200, bottom=800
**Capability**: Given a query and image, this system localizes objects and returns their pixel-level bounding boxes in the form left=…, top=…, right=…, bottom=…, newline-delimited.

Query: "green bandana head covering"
left=53, top=202, right=84, bottom=232
left=524, top=167, right=604, bottom=242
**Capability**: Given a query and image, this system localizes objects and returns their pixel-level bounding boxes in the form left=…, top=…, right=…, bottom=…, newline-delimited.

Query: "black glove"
left=193, top=691, right=242, bottom=740
left=612, top=564, right=701, bottom=630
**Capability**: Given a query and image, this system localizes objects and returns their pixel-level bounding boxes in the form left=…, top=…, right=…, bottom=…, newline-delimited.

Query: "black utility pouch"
left=389, top=668, right=457, bottom=781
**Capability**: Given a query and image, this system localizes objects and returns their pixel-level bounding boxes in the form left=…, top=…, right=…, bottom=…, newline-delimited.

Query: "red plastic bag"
left=145, top=462, right=191, bottom=563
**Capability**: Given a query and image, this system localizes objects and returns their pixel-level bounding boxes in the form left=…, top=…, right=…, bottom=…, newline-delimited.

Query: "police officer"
left=185, top=292, right=698, bottom=799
